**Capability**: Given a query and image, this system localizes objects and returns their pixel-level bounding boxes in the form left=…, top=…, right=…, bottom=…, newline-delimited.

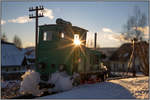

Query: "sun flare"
left=74, top=39, right=81, bottom=45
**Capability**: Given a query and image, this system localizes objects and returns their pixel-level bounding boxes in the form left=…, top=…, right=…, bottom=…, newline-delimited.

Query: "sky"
left=1, top=1, right=149, bottom=48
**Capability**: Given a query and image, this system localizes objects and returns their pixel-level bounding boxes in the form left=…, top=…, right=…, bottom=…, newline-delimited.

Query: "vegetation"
left=1, top=33, right=8, bottom=42
left=13, top=35, right=22, bottom=48
left=122, top=6, right=148, bottom=76
left=123, top=6, right=147, bottom=41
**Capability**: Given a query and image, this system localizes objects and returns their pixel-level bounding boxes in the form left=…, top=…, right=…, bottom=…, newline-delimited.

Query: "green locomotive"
left=36, top=18, right=107, bottom=81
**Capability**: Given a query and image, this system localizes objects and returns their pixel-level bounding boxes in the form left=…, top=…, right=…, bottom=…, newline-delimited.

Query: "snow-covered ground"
left=110, top=72, right=145, bottom=77
left=40, top=76, right=149, bottom=99
left=109, top=76, right=149, bottom=99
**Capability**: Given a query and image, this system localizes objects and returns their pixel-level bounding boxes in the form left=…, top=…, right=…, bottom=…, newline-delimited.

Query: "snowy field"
left=40, top=76, right=149, bottom=99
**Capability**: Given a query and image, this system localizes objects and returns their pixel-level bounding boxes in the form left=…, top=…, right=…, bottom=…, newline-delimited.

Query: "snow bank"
left=48, top=71, right=73, bottom=92
left=109, top=76, right=149, bottom=99
left=72, top=72, right=80, bottom=79
left=19, top=70, right=74, bottom=96
left=19, top=70, right=42, bottom=96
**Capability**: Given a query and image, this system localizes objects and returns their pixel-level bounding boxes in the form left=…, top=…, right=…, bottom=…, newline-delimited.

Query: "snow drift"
left=19, top=70, right=42, bottom=96
left=48, top=71, right=73, bottom=92
left=19, top=70, right=74, bottom=96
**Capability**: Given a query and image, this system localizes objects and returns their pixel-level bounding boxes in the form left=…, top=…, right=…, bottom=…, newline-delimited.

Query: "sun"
left=73, top=34, right=81, bottom=46
left=74, top=39, right=81, bottom=45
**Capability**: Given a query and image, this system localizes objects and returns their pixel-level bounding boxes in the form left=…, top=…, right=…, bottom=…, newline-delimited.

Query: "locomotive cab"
left=37, top=18, right=88, bottom=75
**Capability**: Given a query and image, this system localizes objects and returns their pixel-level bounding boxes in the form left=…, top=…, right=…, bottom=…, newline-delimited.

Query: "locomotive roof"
left=39, top=24, right=88, bottom=32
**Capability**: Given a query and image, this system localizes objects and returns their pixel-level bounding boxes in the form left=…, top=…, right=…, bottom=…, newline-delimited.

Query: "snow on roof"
left=1, top=43, right=25, bottom=67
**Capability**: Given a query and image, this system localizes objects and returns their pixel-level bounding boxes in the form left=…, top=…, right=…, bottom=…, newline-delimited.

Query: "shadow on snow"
left=40, top=82, right=136, bottom=99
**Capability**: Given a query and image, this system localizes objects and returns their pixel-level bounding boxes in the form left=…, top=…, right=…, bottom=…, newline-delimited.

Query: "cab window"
left=43, top=31, right=52, bottom=41
left=61, top=32, right=65, bottom=39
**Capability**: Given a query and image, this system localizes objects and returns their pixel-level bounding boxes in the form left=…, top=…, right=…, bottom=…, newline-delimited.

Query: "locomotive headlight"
left=74, top=34, right=81, bottom=45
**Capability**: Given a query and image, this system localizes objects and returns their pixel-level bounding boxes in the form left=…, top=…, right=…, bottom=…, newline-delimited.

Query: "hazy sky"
left=1, top=1, right=149, bottom=48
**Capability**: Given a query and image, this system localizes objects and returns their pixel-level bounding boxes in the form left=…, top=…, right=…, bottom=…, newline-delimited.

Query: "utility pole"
left=94, top=32, right=97, bottom=49
left=29, top=6, right=44, bottom=64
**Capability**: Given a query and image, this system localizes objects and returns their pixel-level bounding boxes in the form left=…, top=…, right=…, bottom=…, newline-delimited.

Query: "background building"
left=1, top=40, right=27, bottom=80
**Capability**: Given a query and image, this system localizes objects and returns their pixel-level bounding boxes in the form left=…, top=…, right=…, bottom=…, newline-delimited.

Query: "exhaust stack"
left=94, top=32, right=97, bottom=49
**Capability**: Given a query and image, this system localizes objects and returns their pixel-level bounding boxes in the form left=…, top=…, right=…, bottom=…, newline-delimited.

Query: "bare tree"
left=123, top=6, right=147, bottom=40
left=13, top=35, right=22, bottom=48
left=1, top=33, right=8, bottom=42
left=123, top=6, right=148, bottom=76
